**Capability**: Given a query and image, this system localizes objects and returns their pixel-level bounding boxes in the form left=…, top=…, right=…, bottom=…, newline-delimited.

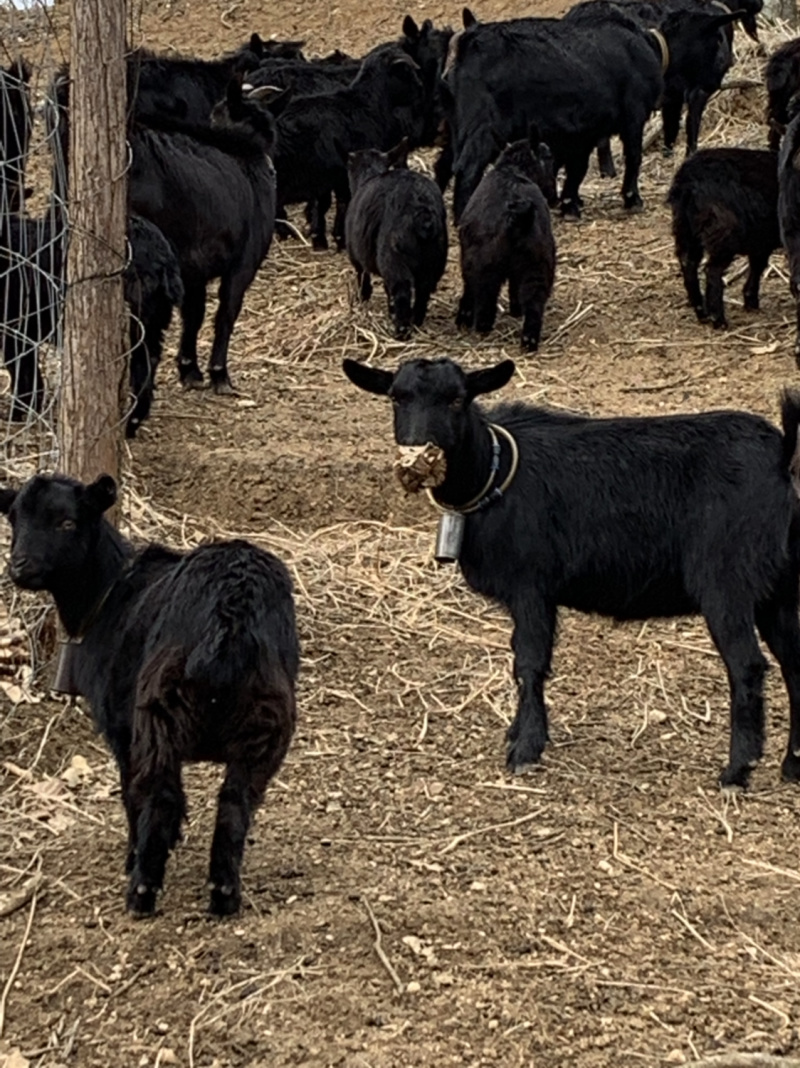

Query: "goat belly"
left=559, top=573, right=697, bottom=619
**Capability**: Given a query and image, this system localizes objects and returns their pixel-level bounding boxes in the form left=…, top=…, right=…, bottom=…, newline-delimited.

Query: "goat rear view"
left=668, top=148, right=780, bottom=329
left=344, top=355, right=800, bottom=790
left=457, top=129, right=556, bottom=351
left=345, top=139, right=447, bottom=339
left=0, top=474, right=299, bottom=916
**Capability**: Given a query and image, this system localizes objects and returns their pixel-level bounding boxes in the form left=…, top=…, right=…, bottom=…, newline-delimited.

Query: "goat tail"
left=781, top=389, right=800, bottom=474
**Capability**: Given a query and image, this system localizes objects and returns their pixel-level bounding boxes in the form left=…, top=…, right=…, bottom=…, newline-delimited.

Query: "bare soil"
left=3, top=2, right=800, bottom=1067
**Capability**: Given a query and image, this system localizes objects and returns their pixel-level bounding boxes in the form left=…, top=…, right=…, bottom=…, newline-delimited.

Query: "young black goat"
left=124, top=215, right=185, bottom=436
left=274, top=46, right=427, bottom=250
left=456, top=130, right=557, bottom=351
left=779, top=102, right=800, bottom=366
left=667, top=148, right=780, bottom=329
left=343, top=356, right=800, bottom=789
left=345, top=139, right=447, bottom=339
left=0, top=474, right=298, bottom=916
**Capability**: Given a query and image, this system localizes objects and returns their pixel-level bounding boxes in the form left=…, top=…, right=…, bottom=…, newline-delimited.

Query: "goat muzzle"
left=394, top=443, right=447, bottom=493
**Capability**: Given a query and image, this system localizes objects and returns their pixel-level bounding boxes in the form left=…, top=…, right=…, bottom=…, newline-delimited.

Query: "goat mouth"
left=8, top=566, right=45, bottom=590
left=394, top=444, right=447, bottom=493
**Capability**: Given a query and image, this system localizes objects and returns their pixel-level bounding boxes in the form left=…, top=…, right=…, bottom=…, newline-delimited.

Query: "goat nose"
left=8, top=553, right=28, bottom=576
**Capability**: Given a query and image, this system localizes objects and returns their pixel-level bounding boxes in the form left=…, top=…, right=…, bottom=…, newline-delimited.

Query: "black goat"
left=0, top=474, right=299, bottom=916
left=129, top=78, right=279, bottom=392
left=767, top=38, right=800, bottom=151
left=124, top=215, right=185, bottom=436
left=457, top=130, right=557, bottom=351
left=0, top=58, right=31, bottom=214
left=443, top=7, right=664, bottom=221
left=0, top=211, right=181, bottom=433
left=779, top=103, right=800, bottom=365
left=127, top=41, right=265, bottom=124
left=344, top=139, right=447, bottom=339
left=667, top=148, right=780, bottom=329
left=343, top=355, right=800, bottom=790
left=566, top=0, right=744, bottom=168
left=273, top=46, right=426, bottom=250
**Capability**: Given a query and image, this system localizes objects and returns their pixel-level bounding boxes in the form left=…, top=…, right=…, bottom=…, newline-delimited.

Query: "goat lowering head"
left=0, top=474, right=116, bottom=591
left=343, top=356, right=515, bottom=458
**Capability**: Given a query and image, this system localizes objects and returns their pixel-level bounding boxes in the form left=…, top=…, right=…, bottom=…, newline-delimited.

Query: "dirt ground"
left=3, top=1, right=800, bottom=1066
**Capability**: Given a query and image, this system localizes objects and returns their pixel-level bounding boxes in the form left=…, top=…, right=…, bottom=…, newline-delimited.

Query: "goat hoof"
left=180, top=368, right=205, bottom=390
left=126, top=882, right=158, bottom=916
left=311, top=236, right=329, bottom=252
left=209, top=883, right=241, bottom=917
left=211, top=378, right=236, bottom=397
left=560, top=200, right=581, bottom=221
left=624, top=197, right=644, bottom=213
left=718, top=763, right=751, bottom=791
left=662, top=145, right=675, bottom=159
left=520, top=336, right=539, bottom=353
left=781, top=751, right=800, bottom=782
left=712, top=318, right=728, bottom=331
left=505, top=737, right=545, bottom=775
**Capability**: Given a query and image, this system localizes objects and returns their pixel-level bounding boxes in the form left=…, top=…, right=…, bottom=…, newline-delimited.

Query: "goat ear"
left=386, top=137, right=410, bottom=168
left=465, top=360, right=516, bottom=398
left=528, top=122, right=541, bottom=151
left=403, top=14, right=420, bottom=39
left=82, top=475, right=117, bottom=516
left=463, top=7, right=477, bottom=28
left=703, top=9, right=744, bottom=29
left=249, top=32, right=264, bottom=56
left=343, top=359, right=394, bottom=396
left=0, top=488, right=17, bottom=515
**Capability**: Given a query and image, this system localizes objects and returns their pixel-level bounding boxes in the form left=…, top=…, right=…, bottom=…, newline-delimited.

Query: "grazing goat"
left=345, top=139, right=447, bottom=339
left=456, top=130, right=557, bottom=350
left=343, top=355, right=800, bottom=790
left=0, top=474, right=299, bottom=916
left=667, top=148, right=780, bottom=329
left=779, top=101, right=800, bottom=365
left=129, top=78, right=280, bottom=392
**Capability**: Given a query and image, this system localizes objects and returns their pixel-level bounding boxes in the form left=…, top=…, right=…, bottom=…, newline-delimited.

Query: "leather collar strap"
left=426, top=423, right=520, bottom=516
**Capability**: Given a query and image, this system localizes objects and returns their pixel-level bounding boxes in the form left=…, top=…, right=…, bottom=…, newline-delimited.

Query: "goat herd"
left=5, top=3, right=800, bottom=917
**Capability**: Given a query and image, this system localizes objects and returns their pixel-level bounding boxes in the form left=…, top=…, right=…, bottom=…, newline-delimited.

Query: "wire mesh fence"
left=0, top=2, right=69, bottom=696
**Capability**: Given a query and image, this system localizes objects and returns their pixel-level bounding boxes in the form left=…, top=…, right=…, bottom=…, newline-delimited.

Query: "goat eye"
left=57, top=519, right=76, bottom=531
left=450, top=397, right=464, bottom=410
